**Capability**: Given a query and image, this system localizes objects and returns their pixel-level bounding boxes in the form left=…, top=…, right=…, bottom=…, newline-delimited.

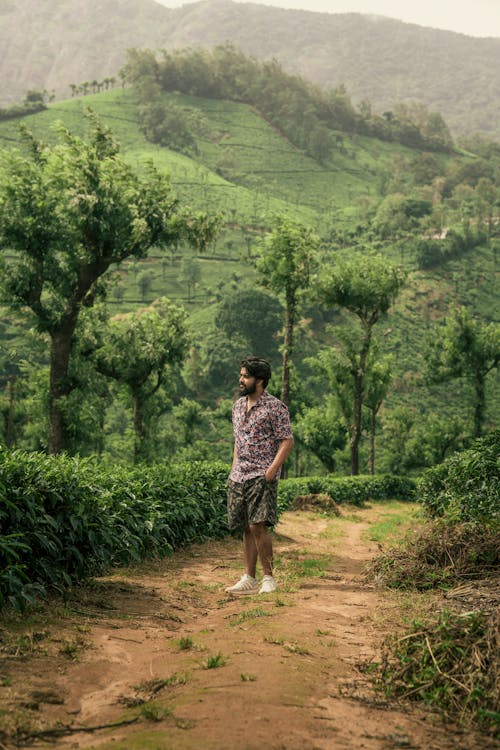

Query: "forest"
left=0, top=44, right=498, bottom=743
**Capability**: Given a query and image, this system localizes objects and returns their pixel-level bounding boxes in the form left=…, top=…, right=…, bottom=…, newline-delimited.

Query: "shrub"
left=367, top=519, right=500, bottom=590
left=278, top=474, right=416, bottom=513
left=418, top=431, right=500, bottom=523
left=0, top=449, right=228, bottom=609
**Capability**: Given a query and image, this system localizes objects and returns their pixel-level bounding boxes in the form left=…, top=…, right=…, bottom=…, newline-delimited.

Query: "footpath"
left=0, top=503, right=494, bottom=750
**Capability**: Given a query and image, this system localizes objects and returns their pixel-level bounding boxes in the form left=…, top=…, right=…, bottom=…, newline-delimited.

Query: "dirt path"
left=0, top=503, right=493, bottom=750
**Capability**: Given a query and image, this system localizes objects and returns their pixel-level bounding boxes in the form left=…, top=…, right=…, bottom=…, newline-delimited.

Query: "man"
left=226, top=356, right=294, bottom=595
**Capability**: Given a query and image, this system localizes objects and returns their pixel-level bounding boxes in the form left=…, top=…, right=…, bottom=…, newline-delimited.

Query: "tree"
left=92, top=298, right=189, bottom=462
left=294, top=398, right=347, bottom=473
left=215, top=287, right=283, bottom=361
left=316, top=254, right=406, bottom=474
left=179, top=254, right=201, bottom=302
left=0, top=113, right=220, bottom=453
left=424, top=307, right=500, bottom=437
left=172, top=398, right=207, bottom=446
left=256, top=216, right=319, bottom=406
left=363, top=354, right=392, bottom=474
left=137, top=270, right=155, bottom=302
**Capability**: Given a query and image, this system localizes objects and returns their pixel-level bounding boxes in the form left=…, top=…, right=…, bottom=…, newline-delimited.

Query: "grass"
left=240, top=673, right=257, bottom=682
left=139, top=702, right=172, bottom=722
left=277, top=551, right=332, bottom=583
left=176, top=636, right=194, bottom=651
left=229, top=607, right=271, bottom=626
left=362, top=502, right=422, bottom=545
left=58, top=636, right=87, bottom=660
left=202, top=652, right=227, bottom=669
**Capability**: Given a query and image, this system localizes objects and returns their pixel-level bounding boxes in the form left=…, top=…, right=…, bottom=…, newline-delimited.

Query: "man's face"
left=239, top=367, right=257, bottom=396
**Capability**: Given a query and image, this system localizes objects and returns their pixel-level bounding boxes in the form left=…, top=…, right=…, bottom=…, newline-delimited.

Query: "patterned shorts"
left=227, top=476, right=278, bottom=531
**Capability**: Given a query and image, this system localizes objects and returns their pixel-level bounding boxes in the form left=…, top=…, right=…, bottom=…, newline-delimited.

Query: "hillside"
left=0, top=86, right=498, bottom=454
left=1, top=0, right=500, bottom=141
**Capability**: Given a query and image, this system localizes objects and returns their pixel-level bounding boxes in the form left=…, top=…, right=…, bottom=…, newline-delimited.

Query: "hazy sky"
left=157, top=0, right=500, bottom=38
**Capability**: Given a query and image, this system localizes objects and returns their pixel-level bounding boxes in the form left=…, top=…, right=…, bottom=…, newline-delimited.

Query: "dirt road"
left=0, top=502, right=493, bottom=749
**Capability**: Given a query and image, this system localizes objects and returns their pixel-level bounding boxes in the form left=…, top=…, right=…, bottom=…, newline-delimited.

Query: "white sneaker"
left=259, top=575, right=277, bottom=594
left=225, top=574, right=259, bottom=595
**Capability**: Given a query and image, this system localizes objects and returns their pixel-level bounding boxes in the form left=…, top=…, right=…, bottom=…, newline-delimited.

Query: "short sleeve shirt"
left=230, top=390, right=293, bottom=482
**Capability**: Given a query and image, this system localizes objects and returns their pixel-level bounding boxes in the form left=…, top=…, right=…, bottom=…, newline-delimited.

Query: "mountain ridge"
left=1, top=0, right=499, bottom=140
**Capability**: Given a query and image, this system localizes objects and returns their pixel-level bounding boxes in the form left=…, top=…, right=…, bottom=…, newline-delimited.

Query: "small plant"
left=229, top=607, right=270, bottom=626
left=203, top=652, right=227, bottom=669
left=240, top=673, right=257, bottom=682
left=139, top=702, right=172, bottom=722
left=284, top=641, right=311, bottom=656
left=177, top=636, right=194, bottom=650
left=58, top=637, right=86, bottom=660
left=75, top=623, right=91, bottom=634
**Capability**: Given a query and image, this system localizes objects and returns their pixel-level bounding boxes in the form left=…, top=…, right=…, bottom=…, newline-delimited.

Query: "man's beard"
left=239, top=381, right=257, bottom=396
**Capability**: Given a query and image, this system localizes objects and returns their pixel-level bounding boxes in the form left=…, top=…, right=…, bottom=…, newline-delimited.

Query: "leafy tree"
left=424, top=307, right=500, bottom=438
left=92, top=298, right=190, bottom=462
left=137, top=270, right=155, bottom=302
left=256, top=216, right=319, bottom=406
left=0, top=113, right=219, bottom=454
left=294, top=397, right=347, bottom=473
left=172, top=397, right=207, bottom=446
left=215, top=287, right=283, bottom=362
left=139, top=100, right=198, bottom=154
left=316, top=254, right=406, bottom=474
left=179, top=254, right=201, bottom=302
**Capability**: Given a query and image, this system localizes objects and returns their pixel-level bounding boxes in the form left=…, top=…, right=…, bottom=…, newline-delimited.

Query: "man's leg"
left=249, top=522, right=273, bottom=577
left=243, top=526, right=258, bottom=578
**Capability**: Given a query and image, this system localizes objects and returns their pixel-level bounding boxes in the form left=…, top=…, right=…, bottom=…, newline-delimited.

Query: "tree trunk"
left=350, top=326, right=372, bottom=476
left=48, top=327, right=75, bottom=454
left=473, top=371, right=485, bottom=438
left=133, top=392, right=148, bottom=463
left=5, top=375, right=16, bottom=448
left=350, top=372, right=363, bottom=475
left=280, top=292, right=295, bottom=407
left=369, top=410, right=376, bottom=475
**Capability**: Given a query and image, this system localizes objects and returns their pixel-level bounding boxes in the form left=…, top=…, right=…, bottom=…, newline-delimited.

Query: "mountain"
left=1, top=0, right=500, bottom=141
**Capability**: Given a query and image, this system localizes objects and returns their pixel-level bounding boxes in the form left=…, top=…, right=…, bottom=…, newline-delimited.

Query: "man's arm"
left=265, top=437, right=294, bottom=481
left=230, top=443, right=237, bottom=472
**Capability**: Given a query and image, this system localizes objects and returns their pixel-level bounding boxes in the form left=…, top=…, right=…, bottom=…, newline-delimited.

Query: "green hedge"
left=418, top=431, right=500, bottom=523
left=0, top=448, right=419, bottom=610
left=0, top=449, right=228, bottom=609
left=277, top=474, right=416, bottom=512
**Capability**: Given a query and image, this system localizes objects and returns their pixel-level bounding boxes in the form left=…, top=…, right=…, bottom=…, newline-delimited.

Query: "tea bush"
left=418, top=431, right=500, bottom=523
left=277, top=474, right=416, bottom=512
left=0, top=448, right=228, bottom=609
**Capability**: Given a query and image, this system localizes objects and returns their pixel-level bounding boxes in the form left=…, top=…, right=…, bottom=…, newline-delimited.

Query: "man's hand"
left=265, top=466, right=277, bottom=482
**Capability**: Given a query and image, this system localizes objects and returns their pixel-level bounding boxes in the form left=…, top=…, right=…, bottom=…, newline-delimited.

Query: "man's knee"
left=249, top=522, right=267, bottom=537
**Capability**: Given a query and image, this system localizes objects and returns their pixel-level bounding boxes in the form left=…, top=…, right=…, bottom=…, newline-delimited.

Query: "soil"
left=0, top=503, right=495, bottom=750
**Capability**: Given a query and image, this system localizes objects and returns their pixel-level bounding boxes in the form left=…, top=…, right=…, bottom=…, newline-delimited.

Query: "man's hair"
left=241, top=356, right=272, bottom=388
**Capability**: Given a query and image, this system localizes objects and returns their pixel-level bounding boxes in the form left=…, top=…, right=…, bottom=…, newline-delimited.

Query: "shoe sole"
left=225, top=587, right=260, bottom=596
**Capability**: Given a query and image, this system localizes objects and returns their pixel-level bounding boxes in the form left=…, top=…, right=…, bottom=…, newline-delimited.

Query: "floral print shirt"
left=230, top=390, right=293, bottom=482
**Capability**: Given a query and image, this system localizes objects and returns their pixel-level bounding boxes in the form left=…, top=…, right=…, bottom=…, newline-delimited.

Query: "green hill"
left=0, top=85, right=457, bottom=307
